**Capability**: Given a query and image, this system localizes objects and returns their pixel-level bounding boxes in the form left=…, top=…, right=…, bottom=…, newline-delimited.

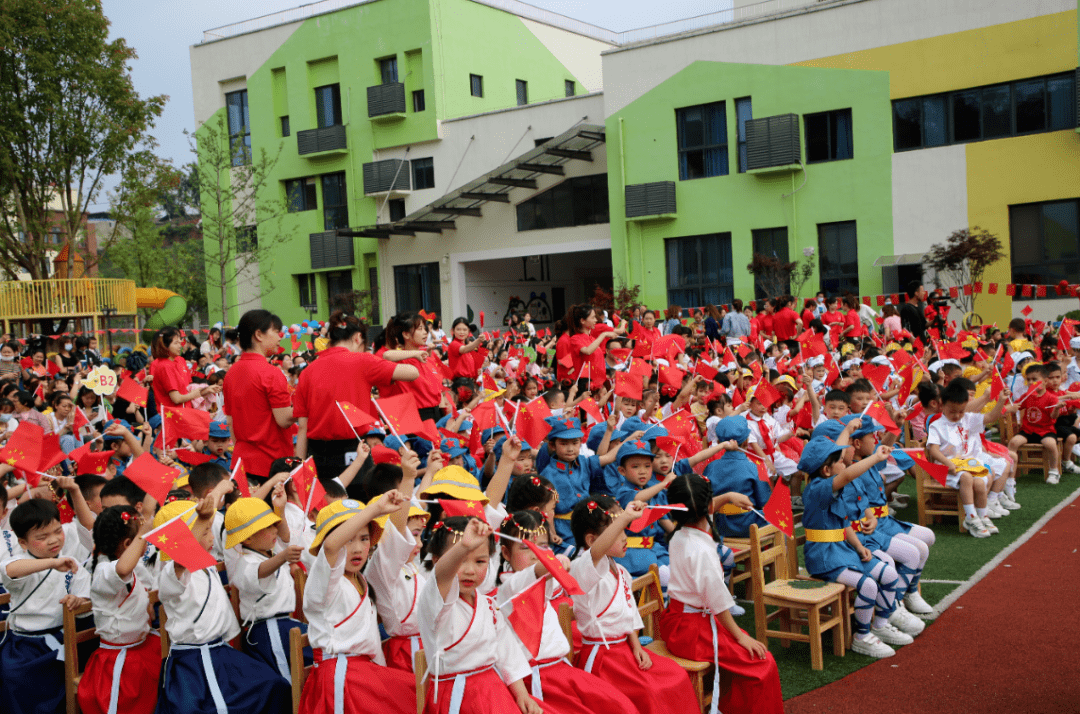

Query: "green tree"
left=925, top=227, right=1005, bottom=316
left=0, top=0, right=167, bottom=279
left=191, top=114, right=286, bottom=324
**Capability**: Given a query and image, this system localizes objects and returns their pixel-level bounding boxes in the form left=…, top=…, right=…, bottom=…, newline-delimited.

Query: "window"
left=225, top=90, right=250, bottom=166
left=388, top=198, right=406, bottom=222
left=321, top=172, right=348, bottom=230
left=327, top=271, right=353, bottom=306
left=297, top=274, right=317, bottom=310
left=735, top=97, right=752, bottom=173
left=236, top=225, right=257, bottom=253
left=470, top=74, right=483, bottom=98
left=285, top=178, right=318, bottom=212
left=411, top=158, right=434, bottom=190
left=394, top=262, right=441, bottom=315
left=751, top=227, right=789, bottom=300
left=676, top=101, right=728, bottom=180
left=516, top=79, right=528, bottom=106
left=565, top=80, right=576, bottom=98
left=315, top=84, right=342, bottom=128
left=516, top=174, right=609, bottom=231
left=804, top=108, right=853, bottom=163
left=281, top=116, right=290, bottom=137
left=380, top=56, right=398, bottom=85
left=817, top=221, right=859, bottom=297
left=892, top=72, right=1077, bottom=151
left=412, top=90, right=425, bottom=113
left=665, top=233, right=734, bottom=308
left=1009, top=199, right=1080, bottom=290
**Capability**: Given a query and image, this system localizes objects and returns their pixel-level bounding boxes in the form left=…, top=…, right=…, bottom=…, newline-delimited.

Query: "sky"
left=94, top=0, right=730, bottom=210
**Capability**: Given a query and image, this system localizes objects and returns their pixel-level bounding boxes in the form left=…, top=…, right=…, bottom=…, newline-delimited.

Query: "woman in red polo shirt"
left=447, top=318, right=484, bottom=379
left=841, top=295, right=865, bottom=339
left=222, top=310, right=294, bottom=480
left=379, top=311, right=444, bottom=423
left=149, top=327, right=220, bottom=411
left=293, top=311, right=418, bottom=479
left=566, top=304, right=618, bottom=392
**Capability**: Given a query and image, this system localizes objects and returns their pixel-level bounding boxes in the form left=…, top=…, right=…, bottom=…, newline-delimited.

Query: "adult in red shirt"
left=772, top=297, right=803, bottom=342
left=294, top=311, right=418, bottom=479
left=554, top=326, right=573, bottom=383
left=447, top=317, right=484, bottom=379
left=566, top=304, right=619, bottom=391
left=801, top=299, right=816, bottom=330
left=149, top=327, right=220, bottom=412
left=840, top=295, right=865, bottom=339
left=379, top=311, right=444, bottom=422
left=755, top=301, right=775, bottom=340
left=223, top=310, right=294, bottom=480
left=632, top=310, right=662, bottom=359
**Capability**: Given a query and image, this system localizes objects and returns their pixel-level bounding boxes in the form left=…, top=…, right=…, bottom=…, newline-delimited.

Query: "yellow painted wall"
left=795, top=10, right=1077, bottom=98
left=965, top=131, right=1080, bottom=325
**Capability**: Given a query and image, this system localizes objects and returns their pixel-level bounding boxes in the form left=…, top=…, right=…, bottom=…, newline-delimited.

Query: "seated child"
left=1044, top=362, right=1080, bottom=475
left=569, top=496, right=699, bottom=714
left=204, top=420, right=233, bottom=470
left=610, top=439, right=672, bottom=582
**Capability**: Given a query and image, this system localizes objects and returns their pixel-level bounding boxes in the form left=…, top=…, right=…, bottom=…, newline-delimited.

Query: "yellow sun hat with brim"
left=173, top=472, right=190, bottom=489
left=418, top=465, right=489, bottom=505
left=309, top=498, right=382, bottom=554
left=224, top=498, right=281, bottom=550
left=772, top=375, right=796, bottom=391
left=375, top=504, right=431, bottom=532
left=152, top=500, right=199, bottom=563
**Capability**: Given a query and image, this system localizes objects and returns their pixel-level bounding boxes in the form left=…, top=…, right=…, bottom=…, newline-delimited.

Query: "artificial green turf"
left=738, top=470, right=1079, bottom=700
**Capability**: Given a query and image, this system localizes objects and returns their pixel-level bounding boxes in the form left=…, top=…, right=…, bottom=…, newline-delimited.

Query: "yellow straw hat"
left=419, top=466, right=489, bottom=504
left=309, top=498, right=382, bottom=554
left=772, top=375, right=796, bottom=391
left=224, top=498, right=280, bottom=550
left=151, top=500, right=199, bottom=563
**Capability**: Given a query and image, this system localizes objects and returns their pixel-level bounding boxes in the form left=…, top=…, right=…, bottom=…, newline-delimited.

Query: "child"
left=704, top=417, right=771, bottom=539
left=1045, top=362, right=1080, bottom=474
left=744, top=384, right=799, bottom=499
left=506, top=474, right=561, bottom=549
left=188, top=461, right=233, bottom=561
left=418, top=516, right=541, bottom=714
left=568, top=496, right=699, bottom=714
left=204, top=420, right=233, bottom=470
left=154, top=484, right=291, bottom=714
left=611, top=439, right=672, bottom=581
left=102, top=419, right=144, bottom=478
left=299, top=494, right=417, bottom=714
left=78, top=505, right=161, bottom=714
left=797, top=435, right=907, bottom=658
left=224, top=490, right=309, bottom=679
left=0, top=499, right=91, bottom=714
left=495, top=510, right=640, bottom=714
left=661, top=474, right=783, bottom=714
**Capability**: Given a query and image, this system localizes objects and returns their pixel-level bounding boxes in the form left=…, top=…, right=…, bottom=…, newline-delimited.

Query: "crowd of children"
left=0, top=290, right=1075, bottom=714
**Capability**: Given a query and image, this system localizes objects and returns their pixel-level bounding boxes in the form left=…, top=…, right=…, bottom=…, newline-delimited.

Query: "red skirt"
left=659, top=602, right=784, bottom=714
left=77, top=635, right=161, bottom=714
left=424, top=667, right=535, bottom=714
left=573, top=639, right=698, bottom=714
left=382, top=634, right=422, bottom=672
left=523, top=659, right=641, bottom=714
left=299, top=652, right=416, bottom=714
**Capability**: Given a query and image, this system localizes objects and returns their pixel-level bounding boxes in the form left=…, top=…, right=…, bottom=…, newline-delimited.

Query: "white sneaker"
left=987, top=500, right=1009, bottom=518
left=999, top=492, right=1021, bottom=510
left=729, top=603, right=746, bottom=617
left=1047, top=471, right=1061, bottom=485
left=852, top=633, right=895, bottom=658
left=888, top=493, right=909, bottom=509
left=1072, top=444, right=1080, bottom=459
left=964, top=514, right=991, bottom=538
left=888, top=605, right=925, bottom=636
left=871, top=622, right=914, bottom=646
left=904, top=592, right=933, bottom=615
left=1064, top=460, right=1080, bottom=474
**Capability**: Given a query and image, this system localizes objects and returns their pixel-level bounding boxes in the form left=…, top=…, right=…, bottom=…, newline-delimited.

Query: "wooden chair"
left=63, top=601, right=98, bottom=714
left=556, top=602, right=575, bottom=655
left=0, top=592, right=9, bottom=633
left=914, top=460, right=966, bottom=533
left=149, top=590, right=170, bottom=656
left=289, top=627, right=313, bottom=714
left=1003, top=414, right=1058, bottom=481
left=414, top=650, right=428, bottom=714
left=748, top=523, right=847, bottom=671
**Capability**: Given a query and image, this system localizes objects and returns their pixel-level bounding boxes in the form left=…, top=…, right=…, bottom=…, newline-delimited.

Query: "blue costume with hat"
left=702, top=416, right=771, bottom=538
left=538, top=416, right=607, bottom=551
left=611, top=439, right=670, bottom=577
left=203, top=420, right=233, bottom=470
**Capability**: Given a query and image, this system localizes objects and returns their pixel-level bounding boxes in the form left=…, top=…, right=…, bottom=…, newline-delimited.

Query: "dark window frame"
left=1008, top=198, right=1080, bottom=294
left=388, top=198, right=407, bottom=222
left=735, top=97, right=752, bottom=173
left=394, top=262, right=441, bottom=315
left=470, top=74, right=483, bottom=98
left=280, top=115, right=291, bottom=137
left=565, top=80, right=576, bottom=98
left=804, top=108, right=854, bottom=163
left=285, top=177, right=318, bottom=213
left=817, top=221, right=860, bottom=298
left=751, top=227, right=790, bottom=300
left=412, top=89, right=425, bottom=113
left=314, top=84, right=343, bottom=128
left=225, top=90, right=251, bottom=166
left=236, top=225, right=258, bottom=253
left=411, top=158, right=434, bottom=190
left=516, top=79, right=528, bottom=106
left=676, top=101, right=729, bottom=181
left=297, top=273, right=318, bottom=310
left=321, top=172, right=349, bottom=231
left=516, top=174, right=609, bottom=232
left=379, top=56, right=398, bottom=85
left=664, top=233, right=734, bottom=309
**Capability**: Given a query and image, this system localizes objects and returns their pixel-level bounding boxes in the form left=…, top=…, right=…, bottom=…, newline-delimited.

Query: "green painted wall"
left=606, top=61, right=893, bottom=310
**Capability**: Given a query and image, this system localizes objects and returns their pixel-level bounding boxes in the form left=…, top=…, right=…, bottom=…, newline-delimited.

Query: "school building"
left=189, top=0, right=1080, bottom=328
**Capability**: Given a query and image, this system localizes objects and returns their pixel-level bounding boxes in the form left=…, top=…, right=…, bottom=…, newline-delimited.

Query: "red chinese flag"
left=660, top=410, right=695, bottom=444
left=693, top=361, right=719, bottom=381
left=615, top=372, right=643, bottom=401
left=437, top=498, right=486, bottom=519
left=762, top=480, right=795, bottom=538
left=46, top=360, right=60, bottom=376
left=69, top=443, right=112, bottom=476
left=374, top=394, right=426, bottom=436
left=864, top=401, right=901, bottom=435
left=990, top=371, right=1006, bottom=401
left=125, top=452, right=181, bottom=506
left=116, top=379, right=149, bottom=408
left=416, top=419, right=442, bottom=446
left=988, top=283, right=998, bottom=295
left=1005, top=284, right=1016, bottom=296
left=658, top=365, right=684, bottom=390
left=1036, top=285, right=1047, bottom=297
left=433, top=357, right=453, bottom=381
left=291, top=458, right=327, bottom=512
left=862, top=364, right=891, bottom=394
left=938, top=341, right=969, bottom=360
left=1022, top=285, right=1032, bottom=297
left=370, top=444, right=402, bottom=465
left=791, top=404, right=814, bottom=431
left=557, top=351, right=575, bottom=369
left=161, top=406, right=212, bottom=442
left=482, top=373, right=500, bottom=394
left=173, top=449, right=213, bottom=466
left=0, top=422, right=43, bottom=472
left=231, top=460, right=251, bottom=498
left=337, top=401, right=378, bottom=431
left=72, top=407, right=90, bottom=434
left=523, top=539, right=583, bottom=595
left=469, top=400, right=499, bottom=433
left=904, top=402, right=924, bottom=423
left=467, top=421, right=486, bottom=463
left=748, top=380, right=781, bottom=411
left=38, top=435, right=67, bottom=473
left=608, top=348, right=631, bottom=362
left=628, top=358, right=652, bottom=378
left=517, top=398, right=553, bottom=448
left=908, top=450, right=949, bottom=487
left=745, top=450, right=770, bottom=481
left=654, top=436, right=680, bottom=459
left=146, top=516, right=217, bottom=572
left=628, top=505, right=680, bottom=533
left=577, top=397, right=604, bottom=424
left=508, top=577, right=548, bottom=659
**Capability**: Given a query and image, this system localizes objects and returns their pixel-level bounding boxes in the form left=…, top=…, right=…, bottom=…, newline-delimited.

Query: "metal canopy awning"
left=873, top=252, right=926, bottom=267
left=350, top=123, right=606, bottom=238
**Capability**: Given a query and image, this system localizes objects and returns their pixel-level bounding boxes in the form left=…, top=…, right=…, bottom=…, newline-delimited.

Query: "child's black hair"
left=320, top=477, right=347, bottom=500
left=421, top=516, right=495, bottom=570
left=1024, top=363, right=1046, bottom=379
left=809, top=451, right=846, bottom=480
left=269, top=457, right=303, bottom=479
left=189, top=462, right=229, bottom=497
left=1045, top=361, right=1062, bottom=375
left=361, top=463, right=404, bottom=502
left=74, top=474, right=108, bottom=502
left=950, top=377, right=977, bottom=393
left=917, top=381, right=940, bottom=408
left=90, top=505, right=140, bottom=576
left=569, top=493, right=618, bottom=553
left=542, top=388, right=566, bottom=409
left=506, top=474, right=557, bottom=512
left=98, top=477, right=146, bottom=506
left=0, top=482, right=7, bottom=507
left=497, top=510, right=548, bottom=582
left=10, top=499, right=60, bottom=540
left=163, top=489, right=195, bottom=506
left=940, top=381, right=970, bottom=406
left=666, top=474, right=721, bottom=543
left=845, top=379, right=874, bottom=395
left=824, top=390, right=850, bottom=405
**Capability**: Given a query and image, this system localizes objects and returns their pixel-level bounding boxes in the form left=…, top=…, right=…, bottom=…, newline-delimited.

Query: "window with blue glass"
left=817, top=221, right=859, bottom=297
left=1009, top=199, right=1080, bottom=291
left=676, top=102, right=728, bottom=180
left=321, top=172, right=348, bottom=230
left=394, top=262, right=441, bottom=315
left=736, top=97, right=752, bottom=173
left=805, top=108, right=853, bottom=163
left=315, top=84, right=342, bottom=128
left=225, top=90, right=250, bottom=166
left=665, top=233, right=734, bottom=308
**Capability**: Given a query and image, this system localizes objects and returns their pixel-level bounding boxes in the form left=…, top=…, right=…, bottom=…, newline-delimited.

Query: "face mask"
left=64, top=343, right=73, bottom=351
left=817, top=297, right=824, bottom=303
left=0, top=355, right=12, bottom=362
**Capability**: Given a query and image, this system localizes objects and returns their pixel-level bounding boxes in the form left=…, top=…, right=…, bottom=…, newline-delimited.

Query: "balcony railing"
left=0, top=278, right=137, bottom=320
left=297, top=125, right=347, bottom=155
left=367, top=83, right=406, bottom=119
